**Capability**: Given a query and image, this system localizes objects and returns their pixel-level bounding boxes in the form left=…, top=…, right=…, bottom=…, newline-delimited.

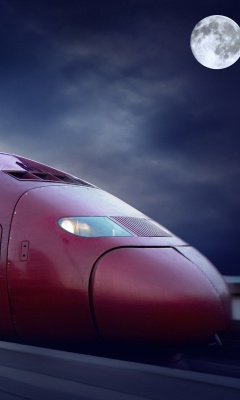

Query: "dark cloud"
left=0, top=0, right=240, bottom=274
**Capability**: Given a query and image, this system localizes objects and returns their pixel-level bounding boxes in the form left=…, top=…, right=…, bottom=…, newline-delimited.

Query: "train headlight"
left=60, top=218, right=76, bottom=234
left=58, top=217, right=133, bottom=237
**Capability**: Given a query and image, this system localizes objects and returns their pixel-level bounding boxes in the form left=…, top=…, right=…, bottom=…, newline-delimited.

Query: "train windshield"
left=58, top=217, right=133, bottom=237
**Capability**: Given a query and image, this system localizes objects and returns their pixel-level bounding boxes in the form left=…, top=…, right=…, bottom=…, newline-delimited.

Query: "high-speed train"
left=0, top=152, right=231, bottom=346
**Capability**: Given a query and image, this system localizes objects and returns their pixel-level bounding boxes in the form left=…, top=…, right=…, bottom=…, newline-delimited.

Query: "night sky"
left=1, top=0, right=240, bottom=275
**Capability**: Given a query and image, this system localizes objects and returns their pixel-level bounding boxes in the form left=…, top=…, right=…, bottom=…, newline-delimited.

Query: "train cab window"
left=58, top=217, right=133, bottom=238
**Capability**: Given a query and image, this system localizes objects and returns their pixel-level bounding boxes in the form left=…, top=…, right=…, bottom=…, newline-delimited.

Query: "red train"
left=0, top=152, right=231, bottom=345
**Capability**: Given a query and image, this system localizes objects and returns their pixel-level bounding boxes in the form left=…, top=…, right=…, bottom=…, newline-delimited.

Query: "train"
left=0, top=152, right=231, bottom=346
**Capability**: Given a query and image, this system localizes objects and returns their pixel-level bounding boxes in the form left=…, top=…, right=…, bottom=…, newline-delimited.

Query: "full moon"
left=190, top=15, right=240, bottom=69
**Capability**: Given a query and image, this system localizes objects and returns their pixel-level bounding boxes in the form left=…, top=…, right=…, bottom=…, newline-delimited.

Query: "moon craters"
left=190, top=15, right=240, bottom=69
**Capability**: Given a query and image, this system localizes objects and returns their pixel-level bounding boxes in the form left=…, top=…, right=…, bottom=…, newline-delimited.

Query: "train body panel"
left=91, top=247, right=229, bottom=343
left=0, top=152, right=231, bottom=345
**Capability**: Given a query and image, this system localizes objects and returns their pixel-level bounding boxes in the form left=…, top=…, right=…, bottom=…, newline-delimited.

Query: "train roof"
left=0, top=152, right=94, bottom=187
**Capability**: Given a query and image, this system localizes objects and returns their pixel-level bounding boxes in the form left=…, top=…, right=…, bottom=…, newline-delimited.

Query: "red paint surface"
left=0, top=152, right=231, bottom=344
left=91, top=247, right=230, bottom=343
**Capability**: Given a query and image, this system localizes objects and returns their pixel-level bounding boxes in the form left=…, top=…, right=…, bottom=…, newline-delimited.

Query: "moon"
left=190, top=15, right=240, bottom=69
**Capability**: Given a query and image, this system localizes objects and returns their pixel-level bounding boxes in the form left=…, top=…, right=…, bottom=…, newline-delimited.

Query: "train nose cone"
left=90, top=247, right=230, bottom=344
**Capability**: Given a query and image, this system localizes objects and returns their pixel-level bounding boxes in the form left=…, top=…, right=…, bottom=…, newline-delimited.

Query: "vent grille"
left=111, top=217, right=172, bottom=237
left=4, top=170, right=92, bottom=186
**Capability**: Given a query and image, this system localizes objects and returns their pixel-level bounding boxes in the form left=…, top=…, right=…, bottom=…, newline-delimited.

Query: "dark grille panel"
left=111, top=217, right=172, bottom=237
left=4, top=170, right=92, bottom=186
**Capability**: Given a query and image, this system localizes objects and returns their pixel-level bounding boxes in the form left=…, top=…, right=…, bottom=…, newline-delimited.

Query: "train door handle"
left=20, top=241, right=29, bottom=261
